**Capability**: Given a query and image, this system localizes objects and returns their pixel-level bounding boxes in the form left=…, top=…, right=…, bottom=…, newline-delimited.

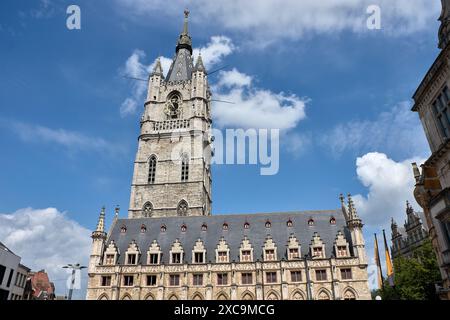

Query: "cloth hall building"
left=86, top=11, right=371, bottom=301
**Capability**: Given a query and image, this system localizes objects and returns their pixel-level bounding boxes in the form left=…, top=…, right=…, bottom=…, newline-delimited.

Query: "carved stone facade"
left=86, top=11, right=371, bottom=301
left=412, top=0, right=450, bottom=300
left=390, top=202, right=429, bottom=259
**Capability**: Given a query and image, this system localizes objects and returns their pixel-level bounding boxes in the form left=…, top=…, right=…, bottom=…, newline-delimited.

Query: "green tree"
left=381, top=240, right=440, bottom=300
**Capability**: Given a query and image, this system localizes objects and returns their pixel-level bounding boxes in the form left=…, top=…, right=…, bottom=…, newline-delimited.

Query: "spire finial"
left=95, top=206, right=106, bottom=233
left=114, top=205, right=120, bottom=218
left=183, top=9, right=190, bottom=35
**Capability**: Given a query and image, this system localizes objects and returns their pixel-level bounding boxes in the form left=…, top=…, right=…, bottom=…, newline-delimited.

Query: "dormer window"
left=287, top=219, right=293, bottom=227
left=265, top=221, right=271, bottom=228
left=141, top=224, right=147, bottom=233
left=330, top=217, right=336, bottom=225
left=218, top=251, right=228, bottom=262
left=244, top=222, right=250, bottom=229
left=265, top=249, right=275, bottom=261
left=181, top=224, right=187, bottom=232
left=127, top=253, right=137, bottom=265
left=337, top=245, right=348, bottom=257
left=149, top=253, right=159, bottom=264
left=161, top=225, right=167, bottom=233
left=120, top=225, right=127, bottom=233
left=312, top=247, right=324, bottom=258
left=222, top=223, right=229, bottom=231
left=194, top=252, right=205, bottom=264
left=289, top=248, right=300, bottom=259
left=201, top=223, right=207, bottom=231
left=308, top=218, right=314, bottom=226
left=105, top=254, right=115, bottom=265
left=171, top=252, right=182, bottom=264
left=241, top=250, right=252, bottom=262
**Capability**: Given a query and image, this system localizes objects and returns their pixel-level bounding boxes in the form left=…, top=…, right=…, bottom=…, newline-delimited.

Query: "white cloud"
left=352, top=152, right=425, bottom=228
left=321, top=101, right=430, bottom=159
left=115, top=0, right=440, bottom=44
left=213, top=69, right=307, bottom=129
left=3, top=120, right=124, bottom=156
left=216, top=68, right=252, bottom=88
left=192, top=36, right=235, bottom=69
left=349, top=152, right=427, bottom=291
left=0, top=208, right=92, bottom=299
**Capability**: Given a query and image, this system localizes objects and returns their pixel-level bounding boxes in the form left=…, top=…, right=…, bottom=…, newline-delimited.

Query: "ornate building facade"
left=86, top=11, right=371, bottom=301
left=391, top=202, right=429, bottom=259
left=411, top=0, right=450, bottom=300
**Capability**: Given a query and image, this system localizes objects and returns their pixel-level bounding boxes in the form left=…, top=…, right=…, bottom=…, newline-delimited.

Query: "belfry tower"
left=128, top=10, right=213, bottom=218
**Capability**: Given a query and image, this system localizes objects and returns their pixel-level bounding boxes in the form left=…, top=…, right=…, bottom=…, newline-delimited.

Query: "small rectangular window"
left=194, top=252, right=204, bottom=264
left=337, top=246, right=347, bottom=257
left=0, top=265, right=6, bottom=285
left=169, top=274, right=180, bottom=286
left=217, top=273, right=228, bottom=285
left=241, top=250, right=251, bottom=262
left=147, top=275, right=157, bottom=286
left=341, top=268, right=352, bottom=280
left=313, top=247, right=323, bottom=258
left=127, top=254, right=137, bottom=265
left=123, top=275, right=134, bottom=287
left=241, top=273, right=253, bottom=285
left=291, top=271, right=302, bottom=282
left=266, top=272, right=277, bottom=283
left=6, top=269, right=13, bottom=288
left=105, top=254, right=115, bottom=265
left=218, top=251, right=228, bottom=262
left=315, top=269, right=327, bottom=281
left=172, top=253, right=181, bottom=264
left=149, top=254, right=159, bottom=265
left=101, top=276, right=111, bottom=287
left=193, top=274, right=203, bottom=286
left=265, top=249, right=275, bottom=261
left=289, top=248, right=299, bottom=259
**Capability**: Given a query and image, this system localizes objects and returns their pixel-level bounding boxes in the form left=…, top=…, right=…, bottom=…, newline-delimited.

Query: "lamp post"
left=62, top=263, right=86, bottom=300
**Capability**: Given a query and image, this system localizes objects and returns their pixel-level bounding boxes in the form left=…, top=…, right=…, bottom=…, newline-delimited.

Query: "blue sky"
left=0, top=0, right=442, bottom=298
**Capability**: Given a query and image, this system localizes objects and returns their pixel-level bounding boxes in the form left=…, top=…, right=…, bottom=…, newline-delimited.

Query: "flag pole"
left=374, top=233, right=384, bottom=289
left=383, top=229, right=394, bottom=286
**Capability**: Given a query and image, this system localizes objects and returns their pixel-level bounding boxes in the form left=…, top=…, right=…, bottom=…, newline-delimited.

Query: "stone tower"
left=128, top=10, right=213, bottom=219
left=340, top=194, right=367, bottom=266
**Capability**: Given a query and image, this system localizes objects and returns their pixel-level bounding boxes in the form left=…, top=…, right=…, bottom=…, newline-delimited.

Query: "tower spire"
left=176, top=9, right=192, bottom=54
left=95, top=206, right=106, bottom=233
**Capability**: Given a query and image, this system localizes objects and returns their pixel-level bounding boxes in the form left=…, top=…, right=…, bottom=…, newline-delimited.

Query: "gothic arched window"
left=165, top=92, right=182, bottom=119
left=148, top=155, right=157, bottom=184
left=143, top=202, right=153, bottom=217
left=177, top=200, right=188, bottom=216
left=181, top=154, right=189, bottom=182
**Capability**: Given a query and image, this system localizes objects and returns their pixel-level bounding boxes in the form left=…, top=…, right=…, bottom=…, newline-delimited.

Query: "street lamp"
left=62, top=263, right=87, bottom=300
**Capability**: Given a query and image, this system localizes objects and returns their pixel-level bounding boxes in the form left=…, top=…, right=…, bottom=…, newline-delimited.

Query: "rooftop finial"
left=114, top=205, right=120, bottom=218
